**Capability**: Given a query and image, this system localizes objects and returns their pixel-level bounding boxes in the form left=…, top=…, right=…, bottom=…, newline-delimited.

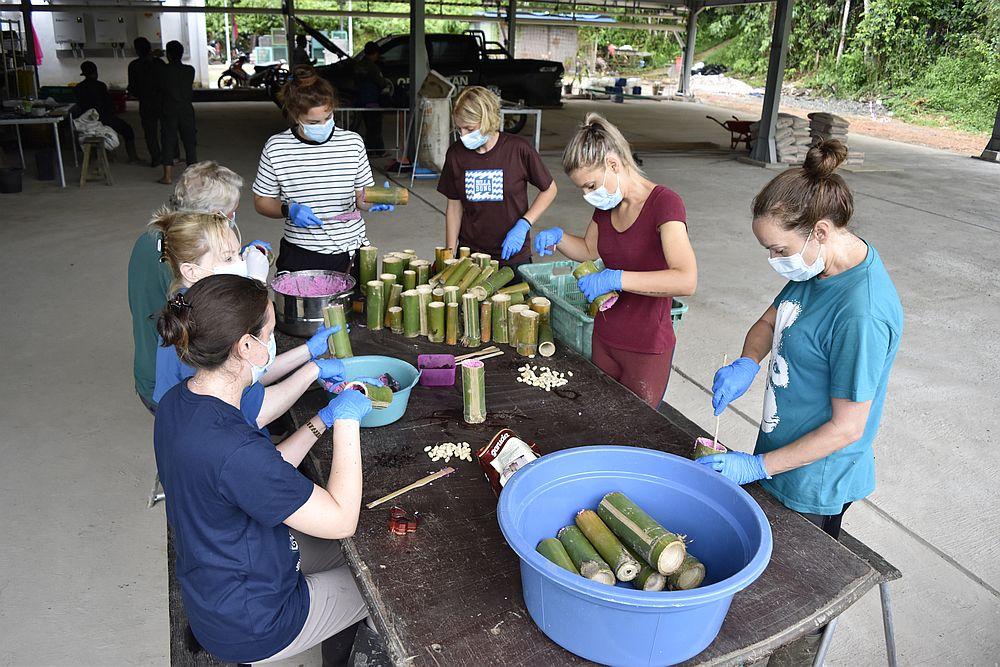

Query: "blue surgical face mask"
left=583, top=167, right=623, bottom=210
left=768, top=228, right=825, bottom=281
left=301, top=117, right=334, bottom=142
left=248, top=333, right=276, bottom=383
left=461, top=129, right=489, bottom=150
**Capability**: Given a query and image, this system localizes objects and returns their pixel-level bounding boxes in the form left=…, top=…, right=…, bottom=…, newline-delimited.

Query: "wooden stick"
left=471, top=350, right=504, bottom=362
left=366, top=467, right=456, bottom=509
left=454, top=346, right=500, bottom=362
left=713, top=353, right=728, bottom=448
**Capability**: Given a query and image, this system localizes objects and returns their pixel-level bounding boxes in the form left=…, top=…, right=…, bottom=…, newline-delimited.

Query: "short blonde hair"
left=149, top=210, right=235, bottom=293
left=453, top=86, right=501, bottom=136
left=172, top=161, right=244, bottom=214
left=562, top=113, right=643, bottom=176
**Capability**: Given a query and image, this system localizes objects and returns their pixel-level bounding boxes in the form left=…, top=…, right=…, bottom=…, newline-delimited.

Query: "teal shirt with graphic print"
left=754, top=243, right=903, bottom=515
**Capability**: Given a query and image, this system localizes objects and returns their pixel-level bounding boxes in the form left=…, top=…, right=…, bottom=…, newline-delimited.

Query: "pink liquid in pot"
left=271, top=273, right=352, bottom=297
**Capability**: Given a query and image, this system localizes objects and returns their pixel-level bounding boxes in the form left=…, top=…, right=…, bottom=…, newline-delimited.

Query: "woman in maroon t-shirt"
left=533, top=113, right=697, bottom=407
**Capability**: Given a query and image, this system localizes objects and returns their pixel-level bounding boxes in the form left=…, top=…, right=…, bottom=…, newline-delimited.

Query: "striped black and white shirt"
left=253, top=126, right=375, bottom=254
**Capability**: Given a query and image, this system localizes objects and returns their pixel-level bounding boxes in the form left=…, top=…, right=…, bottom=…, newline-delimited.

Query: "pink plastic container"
left=418, top=354, right=456, bottom=386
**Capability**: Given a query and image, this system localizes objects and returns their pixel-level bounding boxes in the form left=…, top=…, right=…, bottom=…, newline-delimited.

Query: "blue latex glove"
left=577, top=269, right=623, bottom=302
left=313, top=358, right=346, bottom=383
left=368, top=204, right=394, bottom=212
left=305, top=325, right=342, bottom=358
left=711, top=357, right=760, bottom=416
left=533, top=227, right=563, bottom=256
left=318, top=389, right=372, bottom=426
left=501, top=218, right=532, bottom=260
left=696, top=452, right=771, bottom=486
left=289, top=201, right=322, bottom=228
left=242, top=239, right=272, bottom=253
left=352, top=376, right=386, bottom=387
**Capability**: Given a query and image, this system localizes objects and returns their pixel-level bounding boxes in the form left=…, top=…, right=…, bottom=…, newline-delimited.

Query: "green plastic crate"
left=518, top=261, right=688, bottom=359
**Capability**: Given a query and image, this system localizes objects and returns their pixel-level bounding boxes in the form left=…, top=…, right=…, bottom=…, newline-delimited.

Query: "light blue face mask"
left=248, top=333, right=276, bottom=383
left=583, top=167, right=624, bottom=210
left=461, top=129, right=489, bottom=150
left=301, top=117, right=334, bottom=142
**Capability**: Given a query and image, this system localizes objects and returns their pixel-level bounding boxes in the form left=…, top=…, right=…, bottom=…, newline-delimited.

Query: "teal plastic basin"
left=340, top=355, right=420, bottom=427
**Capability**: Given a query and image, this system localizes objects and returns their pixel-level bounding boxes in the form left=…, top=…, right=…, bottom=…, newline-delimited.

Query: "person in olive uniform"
left=157, top=40, right=197, bottom=184
left=127, top=37, right=165, bottom=167
left=74, top=61, right=139, bottom=162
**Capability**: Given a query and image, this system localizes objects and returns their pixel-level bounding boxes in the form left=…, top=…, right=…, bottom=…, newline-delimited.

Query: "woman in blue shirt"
left=155, top=275, right=371, bottom=663
left=699, top=140, right=903, bottom=540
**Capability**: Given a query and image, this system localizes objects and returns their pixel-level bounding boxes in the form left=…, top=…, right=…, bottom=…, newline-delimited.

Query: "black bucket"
left=36, top=150, right=55, bottom=181
left=0, top=167, right=23, bottom=194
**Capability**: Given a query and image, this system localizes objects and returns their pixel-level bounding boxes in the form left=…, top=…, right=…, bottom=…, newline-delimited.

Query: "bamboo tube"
left=491, top=294, right=511, bottom=344
left=516, top=310, right=539, bottom=357
left=627, top=545, right=667, bottom=592
left=388, top=306, right=403, bottom=334
left=456, top=264, right=482, bottom=293
left=573, top=260, right=619, bottom=317
left=461, top=292, right=481, bottom=347
left=507, top=304, right=529, bottom=348
left=358, top=246, right=378, bottom=287
left=443, top=285, right=460, bottom=305
left=322, top=303, right=353, bottom=358
left=432, top=287, right=445, bottom=303
left=353, top=382, right=393, bottom=408
left=479, top=301, right=492, bottom=344
left=396, top=252, right=415, bottom=272
left=366, top=280, right=384, bottom=330
left=575, top=509, right=641, bottom=582
left=361, top=183, right=409, bottom=205
left=383, top=283, right=402, bottom=327
left=413, top=261, right=431, bottom=286
left=379, top=273, right=396, bottom=308
left=597, top=492, right=686, bottom=575
left=667, top=555, right=706, bottom=591
left=382, top=256, right=404, bottom=282
left=508, top=291, right=525, bottom=306
left=445, top=303, right=460, bottom=345
left=402, top=248, right=416, bottom=255
left=444, top=258, right=473, bottom=287
left=458, top=246, right=471, bottom=259
left=461, top=359, right=486, bottom=424
left=427, top=302, right=446, bottom=343
left=557, top=525, right=616, bottom=586
left=490, top=259, right=500, bottom=272
left=536, top=538, right=579, bottom=574
left=416, top=285, right=433, bottom=336
left=429, top=258, right=458, bottom=287
left=693, top=437, right=728, bottom=459
left=498, top=281, right=530, bottom=297
left=474, top=266, right=515, bottom=301
left=471, top=252, right=492, bottom=269
left=402, top=269, right=417, bottom=291
left=434, top=247, right=452, bottom=274
left=530, top=297, right=551, bottom=325
left=538, top=322, right=556, bottom=357
left=470, top=265, right=495, bottom=289
left=401, top=289, right=420, bottom=338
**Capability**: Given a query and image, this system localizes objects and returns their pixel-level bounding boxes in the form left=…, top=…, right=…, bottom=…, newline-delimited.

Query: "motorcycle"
left=218, top=55, right=251, bottom=88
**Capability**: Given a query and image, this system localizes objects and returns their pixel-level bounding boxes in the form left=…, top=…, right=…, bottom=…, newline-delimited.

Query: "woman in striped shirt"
left=253, top=66, right=391, bottom=274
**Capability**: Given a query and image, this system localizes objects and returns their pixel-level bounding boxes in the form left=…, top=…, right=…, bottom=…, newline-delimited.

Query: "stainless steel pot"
left=271, top=270, right=356, bottom=337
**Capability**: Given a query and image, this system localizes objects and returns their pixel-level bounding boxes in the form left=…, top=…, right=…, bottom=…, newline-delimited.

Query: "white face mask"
left=768, top=229, right=825, bottom=281
left=248, top=333, right=276, bottom=383
left=210, top=259, right=250, bottom=278
left=583, top=167, right=623, bottom=210
left=301, top=117, right=334, bottom=142
left=460, top=129, right=489, bottom=150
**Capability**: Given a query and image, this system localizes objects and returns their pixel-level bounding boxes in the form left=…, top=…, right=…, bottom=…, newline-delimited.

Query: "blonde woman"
left=150, top=211, right=345, bottom=425
left=437, top=86, right=557, bottom=265
left=533, top=114, right=697, bottom=407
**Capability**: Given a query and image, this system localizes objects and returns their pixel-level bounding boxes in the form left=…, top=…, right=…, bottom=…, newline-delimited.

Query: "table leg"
left=53, top=122, right=66, bottom=188
left=15, top=125, right=24, bottom=168
left=68, top=113, right=79, bottom=167
left=879, top=582, right=898, bottom=667
left=812, top=616, right=838, bottom=666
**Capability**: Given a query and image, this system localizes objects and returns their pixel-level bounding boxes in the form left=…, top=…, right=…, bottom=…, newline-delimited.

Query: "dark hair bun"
left=291, top=65, right=318, bottom=86
left=804, top=139, right=848, bottom=179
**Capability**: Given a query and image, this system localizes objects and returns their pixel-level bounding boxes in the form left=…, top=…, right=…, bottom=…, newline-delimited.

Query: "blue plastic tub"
left=340, top=355, right=420, bottom=428
left=497, top=446, right=772, bottom=666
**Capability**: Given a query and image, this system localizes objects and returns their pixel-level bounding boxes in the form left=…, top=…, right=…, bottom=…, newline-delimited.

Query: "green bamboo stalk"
left=470, top=265, right=495, bottom=290
left=427, top=302, right=445, bottom=343
left=471, top=252, right=492, bottom=269
left=667, top=555, right=706, bottom=591
left=536, top=538, right=579, bottom=574
left=359, top=382, right=393, bottom=409
left=461, top=359, right=486, bottom=424
left=480, top=301, right=492, bottom=344
left=429, top=258, right=459, bottom=287
left=573, top=260, right=619, bottom=317
left=507, top=304, right=529, bottom=348
left=597, top=492, right=687, bottom=575
left=416, top=285, right=433, bottom=336
left=366, top=280, right=384, bottom=331
left=401, top=289, right=420, bottom=338
left=445, top=302, right=460, bottom=345
left=490, top=259, right=499, bottom=272
left=458, top=246, right=471, bottom=259
left=388, top=306, right=403, bottom=334
left=383, top=283, right=402, bottom=328
left=530, top=296, right=551, bottom=325
left=693, top=437, right=728, bottom=459
left=626, top=545, right=667, bottom=592
left=575, top=509, right=641, bottom=582
left=443, top=285, right=460, bottom=305
left=402, top=269, right=417, bottom=291
left=413, top=260, right=431, bottom=286
left=444, top=258, right=473, bottom=287
left=434, top=246, right=452, bottom=274
left=322, top=303, right=353, bottom=358
left=379, top=273, right=396, bottom=310
left=498, top=281, right=530, bottom=297
left=477, top=266, right=515, bottom=300
left=491, top=294, right=511, bottom=344
left=516, top=310, right=539, bottom=357
left=538, top=322, right=556, bottom=357
left=508, top=291, right=525, bottom=306
left=461, top=292, right=481, bottom=347
left=358, top=246, right=378, bottom=288
left=432, top=287, right=445, bottom=303
left=382, top=256, right=404, bottom=282
left=456, top=264, right=482, bottom=294
left=394, top=252, right=413, bottom=272
left=557, top=525, right=616, bottom=585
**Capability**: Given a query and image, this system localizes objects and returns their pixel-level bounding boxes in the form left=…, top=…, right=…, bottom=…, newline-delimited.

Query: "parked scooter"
left=218, top=54, right=251, bottom=88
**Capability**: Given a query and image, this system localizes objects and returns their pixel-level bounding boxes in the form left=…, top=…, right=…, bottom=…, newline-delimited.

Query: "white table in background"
left=0, top=115, right=68, bottom=188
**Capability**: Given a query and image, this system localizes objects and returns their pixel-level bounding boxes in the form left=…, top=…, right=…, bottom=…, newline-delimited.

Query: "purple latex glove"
left=577, top=269, right=622, bottom=302
left=305, top=325, right=342, bottom=358
left=711, top=357, right=760, bottom=416
left=696, top=451, right=771, bottom=485
left=313, top=358, right=346, bottom=383
left=501, top=218, right=532, bottom=260
left=533, top=227, right=563, bottom=256
left=289, top=201, right=322, bottom=228
left=318, top=389, right=372, bottom=426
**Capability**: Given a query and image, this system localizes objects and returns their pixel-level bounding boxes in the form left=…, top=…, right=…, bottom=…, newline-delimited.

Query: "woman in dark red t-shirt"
left=533, top=113, right=697, bottom=407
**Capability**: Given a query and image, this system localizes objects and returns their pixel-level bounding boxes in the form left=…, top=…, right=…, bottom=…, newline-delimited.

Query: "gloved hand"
left=318, top=389, right=372, bottom=426
left=351, top=376, right=386, bottom=387
left=368, top=204, right=394, bottom=212
left=313, top=358, right=346, bottom=383
left=696, top=451, right=771, bottom=486
left=289, top=201, right=322, bottom=228
left=533, top=227, right=563, bottom=256
left=711, top=357, right=760, bottom=416
left=305, top=325, right=342, bottom=358
left=243, top=246, right=270, bottom=283
left=501, top=218, right=532, bottom=260
left=242, top=239, right=272, bottom=253
left=578, top=269, right=623, bottom=302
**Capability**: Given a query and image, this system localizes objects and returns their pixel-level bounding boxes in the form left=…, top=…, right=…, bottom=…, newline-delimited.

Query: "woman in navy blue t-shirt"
left=154, top=275, right=372, bottom=663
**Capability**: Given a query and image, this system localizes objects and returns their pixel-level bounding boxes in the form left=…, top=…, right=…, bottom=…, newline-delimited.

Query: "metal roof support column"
left=978, top=102, right=1000, bottom=162
left=283, top=0, right=295, bottom=63
left=678, top=1, right=702, bottom=97
left=406, top=0, right=429, bottom=163
left=506, top=0, right=517, bottom=56
left=749, top=0, right=793, bottom=164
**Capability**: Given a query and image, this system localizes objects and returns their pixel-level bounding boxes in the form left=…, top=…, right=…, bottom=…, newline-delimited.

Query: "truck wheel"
left=503, top=113, right=527, bottom=135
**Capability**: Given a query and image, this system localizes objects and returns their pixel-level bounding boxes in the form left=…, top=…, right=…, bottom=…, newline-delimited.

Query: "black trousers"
left=161, top=108, right=197, bottom=166
left=138, top=101, right=161, bottom=163
left=276, top=238, right=362, bottom=286
left=799, top=502, right=852, bottom=540
left=103, top=115, right=135, bottom=144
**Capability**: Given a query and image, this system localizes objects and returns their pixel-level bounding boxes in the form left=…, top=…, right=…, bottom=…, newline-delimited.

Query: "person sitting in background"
left=154, top=274, right=370, bottom=664
left=290, top=34, right=315, bottom=67
left=156, top=40, right=197, bottom=184
left=73, top=60, right=139, bottom=162
left=127, top=37, right=165, bottom=167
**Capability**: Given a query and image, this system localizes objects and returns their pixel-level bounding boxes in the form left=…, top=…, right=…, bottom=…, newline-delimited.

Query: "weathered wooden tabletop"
left=278, top=325, right=881, bottom=666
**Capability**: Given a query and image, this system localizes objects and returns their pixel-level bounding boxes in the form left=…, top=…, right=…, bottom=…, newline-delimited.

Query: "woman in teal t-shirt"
left=699, top=140, right=903, bottom=539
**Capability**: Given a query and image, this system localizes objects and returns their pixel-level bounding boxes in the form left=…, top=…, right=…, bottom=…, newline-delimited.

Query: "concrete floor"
left=0, top=98, right=997, bottom=665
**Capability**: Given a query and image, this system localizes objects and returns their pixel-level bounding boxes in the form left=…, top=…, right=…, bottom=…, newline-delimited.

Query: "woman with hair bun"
left=252, top=65, right=390, bottom=275
left=155, top=274, right=371, bottom=664
left=700, top=139, right=904, bottom=544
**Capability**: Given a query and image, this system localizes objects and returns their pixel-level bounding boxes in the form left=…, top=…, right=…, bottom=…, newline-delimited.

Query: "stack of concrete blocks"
left=749, top=113, right=811, bottom=164
left=809, top=112, right=864, bottom=165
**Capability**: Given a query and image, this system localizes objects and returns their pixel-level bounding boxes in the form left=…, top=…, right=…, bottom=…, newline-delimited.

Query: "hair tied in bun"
left=803, top=139, right=848, bottom=180
left=169, top=293, right=193, bottom=312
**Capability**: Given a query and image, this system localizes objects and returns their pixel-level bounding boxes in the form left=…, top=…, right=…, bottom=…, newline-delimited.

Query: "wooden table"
left=278, top=325, right=889, bottom=666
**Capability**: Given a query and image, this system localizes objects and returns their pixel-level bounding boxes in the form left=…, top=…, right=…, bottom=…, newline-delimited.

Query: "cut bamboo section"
left=427, top=302, right=445, bottom=343
left=461, top=359, right=486, bottom=424
left=490, top=259, right=500, bottom=271
left=507, top=304, right=529, bottom=348
left=461, top=292, right=481, bottom=348
left=693, top=437, right=728, bottom=460
left=382, top=256, right=404, bottom=282
left=474, top=266, right=515, bottom=301
left=498, top=282, right=530, bottom=297
left=379, top=273, right=396, bottom=305
left=491, top=294, right=511, bottom=344
left=557, top=525, right=616, bottom=586
left=413, top=260, right=431, bottom=286
left=508, top=291, right=525, bottom=306
left=626, top=545, right=667, bottom=592
left=575, top=509, right=641, bottom=582
left=443, top=285, right=460, bottom=305
left=445, top=302, right=460, bottom=345
left=416, top=285, right=433, bottom=336
left=432, top=287, right=445, bottom=303
left=597, top=492, right=686, bottom=575
left=444, top=258, right=472, bottom=287
left=401, top=289, right=420, bottom=338
left=322, top=303, right=353, bottom=358
left=429, top=258, right=459, bottom=287
left=434, top=247, right=452, bottom=274
left=402, top=269, right=417, bottom=291
left=456, top=264, right=482, bottom=293
left=471, top=252, right=492, bottom=269
left=573, top=261, right=619, bottom=317
left=366, top=280, right=384, bottom=330
left=458, top=246, right=471, bottom=259
left=384, top=283, right=402, bottom=328
left=480, top=301, right=492, bottom=344
left=358, top=246, right=378, bottom=287
left=667, top=555, right=706, bottom=591
left=388, top=306, right=403, bottom=334
left=538, top=322, right=556, bottom=357
left=530, top=297, right=551, bottom=325
left=516, top=310, right=539, bottom=357
left=536, top=538, right=579, bottom=574
left=361, top=184, right=409, bottom=205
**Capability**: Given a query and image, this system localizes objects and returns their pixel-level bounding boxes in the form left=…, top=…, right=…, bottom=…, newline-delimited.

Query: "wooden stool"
left=79, top=136, right=113, bottom=187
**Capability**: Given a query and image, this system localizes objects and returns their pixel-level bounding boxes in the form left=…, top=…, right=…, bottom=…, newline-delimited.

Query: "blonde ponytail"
left=561, top=113, right=642, bottom=176
left=149, top=209, right=233, bottom=293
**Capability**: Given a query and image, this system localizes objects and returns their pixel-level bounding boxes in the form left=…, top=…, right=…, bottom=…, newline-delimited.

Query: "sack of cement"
left=808, top=112, right=849, bottom=128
